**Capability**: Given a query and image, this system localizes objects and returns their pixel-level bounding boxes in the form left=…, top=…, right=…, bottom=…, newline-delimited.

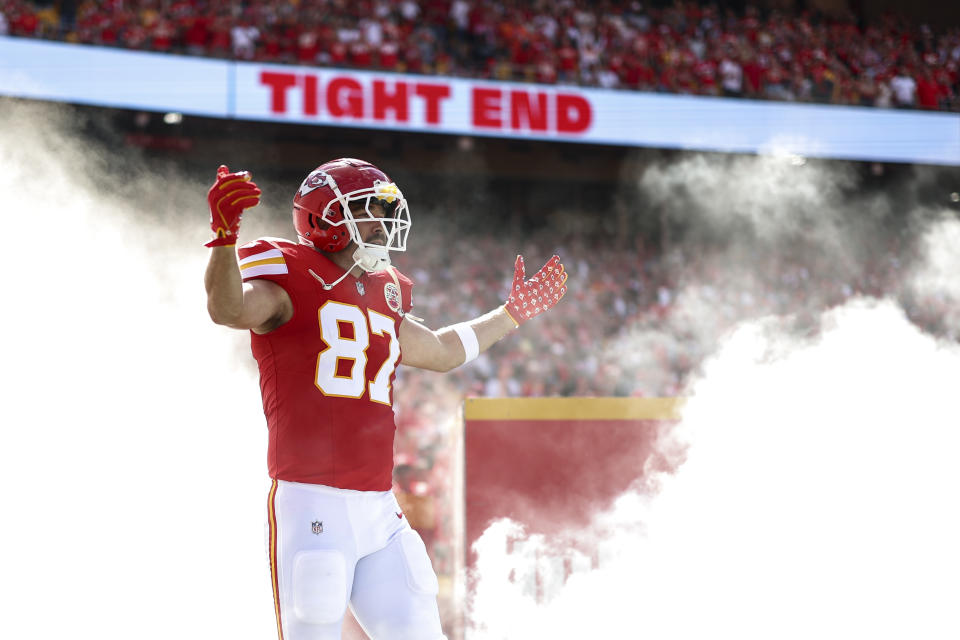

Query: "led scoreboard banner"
left=2, top=37, right=958, bottom=166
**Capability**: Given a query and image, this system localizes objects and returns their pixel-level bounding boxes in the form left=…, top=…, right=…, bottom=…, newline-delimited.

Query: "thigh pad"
left=398, top=529, right=439, bottom=596
left=291, top=550, right=348, bottom=625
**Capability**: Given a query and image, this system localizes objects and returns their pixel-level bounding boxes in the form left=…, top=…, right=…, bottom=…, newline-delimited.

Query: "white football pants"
left=267, top=479, right=446, bottom=640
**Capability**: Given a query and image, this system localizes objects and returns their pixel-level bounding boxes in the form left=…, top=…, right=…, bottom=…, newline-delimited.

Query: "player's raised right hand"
left=503, top=254, right=568, bottom=326
left=205, top=165, right=262, bottom=247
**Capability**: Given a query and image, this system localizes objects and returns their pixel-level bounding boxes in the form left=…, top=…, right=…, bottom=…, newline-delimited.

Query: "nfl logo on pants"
left=311, top=520, right=323, bottom=535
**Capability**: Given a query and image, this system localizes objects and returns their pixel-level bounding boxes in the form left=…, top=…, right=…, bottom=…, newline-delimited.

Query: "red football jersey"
left=238, top=238, right=414, bottom=491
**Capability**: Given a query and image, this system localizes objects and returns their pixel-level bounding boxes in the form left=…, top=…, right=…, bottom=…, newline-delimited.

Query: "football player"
left=203, top=159, right=567, bottom=639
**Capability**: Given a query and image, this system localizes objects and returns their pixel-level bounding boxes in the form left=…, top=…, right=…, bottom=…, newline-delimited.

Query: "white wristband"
left=452, top=323, right=480, bottom=364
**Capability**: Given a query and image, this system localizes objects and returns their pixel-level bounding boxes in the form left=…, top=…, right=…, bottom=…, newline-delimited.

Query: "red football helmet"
left=292, top=158, right=410, bottom=271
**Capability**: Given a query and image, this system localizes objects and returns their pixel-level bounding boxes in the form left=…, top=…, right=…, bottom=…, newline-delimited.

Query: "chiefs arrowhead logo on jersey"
left=298, top=170, right=334, bottom=197
left=384, top=282, right=402, bottom=314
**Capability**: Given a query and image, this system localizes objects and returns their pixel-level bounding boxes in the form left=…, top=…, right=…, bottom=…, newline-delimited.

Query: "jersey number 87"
left=315, top=301, right=401, bottom=405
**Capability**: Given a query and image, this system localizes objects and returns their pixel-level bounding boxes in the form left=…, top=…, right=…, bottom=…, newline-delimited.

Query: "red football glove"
left=205, top=165, right=261, bottom=247
left=503, top=254, right=568, bottom=326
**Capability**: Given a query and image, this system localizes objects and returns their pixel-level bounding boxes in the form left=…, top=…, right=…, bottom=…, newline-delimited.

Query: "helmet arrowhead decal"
left=298, top=170, right=334, bottom=197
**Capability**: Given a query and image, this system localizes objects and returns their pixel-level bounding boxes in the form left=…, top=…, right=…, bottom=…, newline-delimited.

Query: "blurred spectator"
left=719, top=49, right=744, bottom=97
left=874, top=73, right=894, bottom=108
left=296, top=29, right=320, bottom=65
left=9, top=2, right=39, bottom=36
left=208, top=17, right=231, bottom=58
left=764, top=62, right=790, bottom=101
left=915, top=67, right=943, bottom=109
left=741, top=50, right=765, bottom=98
left=183, top=16, right=209, bottom=57
left=230, top=19, right=259, bottom=60
left=890, top=68, right=918, bottom=107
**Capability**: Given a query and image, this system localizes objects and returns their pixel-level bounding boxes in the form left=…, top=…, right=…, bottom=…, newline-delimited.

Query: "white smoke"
left=0, top=102, right=281, bottom=638
left=469, top=154, right=960, bottom=638
left=907, top=216, right=960, bottom=340
left=469, top=299, right=960, bottom=639
left=913, top=217, right=960, bottom=299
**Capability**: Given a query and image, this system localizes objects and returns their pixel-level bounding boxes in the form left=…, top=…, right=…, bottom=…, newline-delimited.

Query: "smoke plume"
left=0, top=101, right=282, bottom=639
left=468, top=154, right=960, bottom=638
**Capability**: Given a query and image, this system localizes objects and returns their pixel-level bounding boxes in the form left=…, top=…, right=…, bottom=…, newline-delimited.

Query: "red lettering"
left=373, top=80, right=409, bottom=122
left=472, top=88, right=502, bottom=128
left=510, top=91, right=548, bottom=131
left=414, top=83, right=451, bottom=125
left=556, top=94, right=592, bottom=134
left=327, top=77, right=364, bottom=118
left=302, top=74, right=319, bottom=116
left=260, top=71, right=297, bottom=114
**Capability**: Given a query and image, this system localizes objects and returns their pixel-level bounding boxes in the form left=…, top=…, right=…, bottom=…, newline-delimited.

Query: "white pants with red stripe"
left=267, top=480, right=446, bottom=640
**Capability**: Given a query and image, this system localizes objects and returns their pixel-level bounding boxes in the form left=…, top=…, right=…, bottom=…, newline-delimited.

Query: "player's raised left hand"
left=503, top=254, right=568, bottom=326
left=205, top=164, right=262, bottom=247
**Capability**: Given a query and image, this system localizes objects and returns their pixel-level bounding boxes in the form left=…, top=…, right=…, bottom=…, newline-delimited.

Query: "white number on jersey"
left=367, top=310, right=401, bottom=405
left=315, top=302, right=400, bottom=405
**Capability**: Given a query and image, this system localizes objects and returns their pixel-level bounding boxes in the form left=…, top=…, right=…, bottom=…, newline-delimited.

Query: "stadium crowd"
left=2, top=0, right=958, bottom=110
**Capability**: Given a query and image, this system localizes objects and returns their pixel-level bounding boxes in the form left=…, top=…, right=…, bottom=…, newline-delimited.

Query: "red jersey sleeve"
left=237, top=238, right=290, bottom=285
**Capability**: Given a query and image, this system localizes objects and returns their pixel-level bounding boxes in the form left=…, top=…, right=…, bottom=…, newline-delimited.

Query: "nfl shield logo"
left=311, top=520, right=323, bottom=535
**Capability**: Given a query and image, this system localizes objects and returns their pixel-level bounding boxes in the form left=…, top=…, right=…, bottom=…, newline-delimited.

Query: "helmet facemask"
left=336, top=182, right=411, bottom=273
left=305, top=178, right=410, bottom=273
